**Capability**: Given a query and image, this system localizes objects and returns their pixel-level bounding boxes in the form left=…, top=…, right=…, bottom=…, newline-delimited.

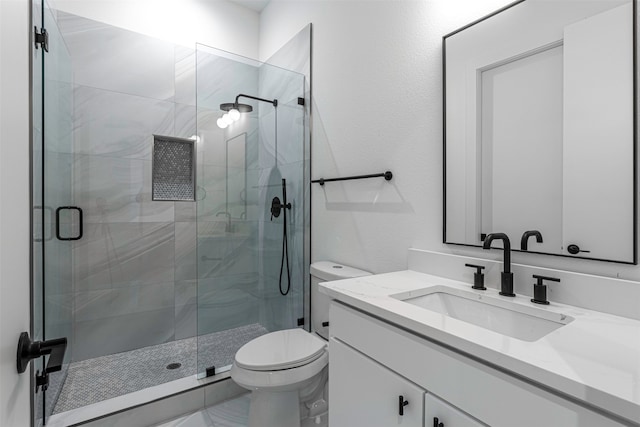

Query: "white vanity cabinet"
left=329, top=301, right=629, bottom=427
left=330, top=337, right=486, bottom=427
left=425, top=394, right=486, bottom=427
left=329, top=338, right=425, bottom=426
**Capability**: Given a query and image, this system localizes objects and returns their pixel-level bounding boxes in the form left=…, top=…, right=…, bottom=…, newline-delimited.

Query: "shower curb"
left=46, top=375, right=245, bottom=427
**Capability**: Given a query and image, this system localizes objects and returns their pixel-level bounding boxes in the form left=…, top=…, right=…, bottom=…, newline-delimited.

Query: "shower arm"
left=236, top=94, right=278, bottom=108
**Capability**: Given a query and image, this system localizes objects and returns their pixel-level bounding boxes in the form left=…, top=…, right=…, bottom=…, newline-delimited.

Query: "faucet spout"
left=482, top=232, right=515, bottom=296
left=520, top=230, right=543, bottom=251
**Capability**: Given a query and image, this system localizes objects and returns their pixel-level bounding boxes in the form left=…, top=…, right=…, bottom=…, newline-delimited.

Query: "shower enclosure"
left=30, top=2, right=309, bottom=424
left=195, top=44, right=307, bottom=376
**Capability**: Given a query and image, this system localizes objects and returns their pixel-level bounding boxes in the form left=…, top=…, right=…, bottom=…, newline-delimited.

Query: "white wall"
left=260, top=0, right=640, bottom=284
left=259, top=0, right=516, bottom=274
left=0, top=0, right=32, bottom=425
left=54, top=0, right=260, bottom=58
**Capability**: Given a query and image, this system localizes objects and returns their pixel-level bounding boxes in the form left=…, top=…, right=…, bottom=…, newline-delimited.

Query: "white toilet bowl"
left=230, top=261, right=371, bottom=427
left=230, top=328, right=328, bottom=427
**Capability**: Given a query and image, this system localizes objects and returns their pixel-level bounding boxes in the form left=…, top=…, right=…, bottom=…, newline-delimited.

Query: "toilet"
left=230, top=261, right=371, bottom=427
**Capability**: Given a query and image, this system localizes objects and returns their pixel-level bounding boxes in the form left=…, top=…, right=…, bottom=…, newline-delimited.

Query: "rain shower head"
left=220, top=102, right=253, bottom=113
left=217, top=93, right=278, bottom=129
left=221, top=93, right=278, bottom=112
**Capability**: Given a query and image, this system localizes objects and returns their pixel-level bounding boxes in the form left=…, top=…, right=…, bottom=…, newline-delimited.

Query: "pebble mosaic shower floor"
left=53, top=324, right=268, bottom=414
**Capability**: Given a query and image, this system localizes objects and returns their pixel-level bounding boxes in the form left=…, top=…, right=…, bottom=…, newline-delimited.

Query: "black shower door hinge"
left=34, top=27, right=49, bottom=52
left=297, top=97, right=305, bottom=106
left=297, top=317, right=305, bottom=326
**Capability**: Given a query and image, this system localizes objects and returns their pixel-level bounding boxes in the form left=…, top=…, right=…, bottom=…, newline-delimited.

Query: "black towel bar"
left=312, top=171, right=392, bottom=186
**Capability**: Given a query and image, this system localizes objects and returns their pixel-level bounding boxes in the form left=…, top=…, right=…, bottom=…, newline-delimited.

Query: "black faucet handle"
left=465, top=264, right=486, bottom=290
left=532, top=274, right=561, bottom=283
left=464, top=263, right=485, bottom=271
left=531, top=275, right=560, bottom=305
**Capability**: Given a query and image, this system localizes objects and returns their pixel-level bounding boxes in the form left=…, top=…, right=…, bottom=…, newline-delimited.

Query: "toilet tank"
left=310, top=261, right=371, bottom=340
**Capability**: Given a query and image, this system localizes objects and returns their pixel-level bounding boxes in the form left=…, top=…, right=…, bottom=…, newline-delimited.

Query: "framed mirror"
left=443, top=0, right=637, bottom=264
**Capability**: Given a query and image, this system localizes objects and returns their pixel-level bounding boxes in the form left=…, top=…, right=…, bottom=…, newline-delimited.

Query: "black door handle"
left=56, top=206, right=83, bottom=240
left=398, top=395, right=409, bottom=415
left=17, top=331, right=67, bottom=374
left=17, top=332, right=67, bottom=392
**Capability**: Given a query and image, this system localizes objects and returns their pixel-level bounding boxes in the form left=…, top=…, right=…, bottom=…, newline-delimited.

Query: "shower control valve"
left=270, top=196, right=291, bottom=221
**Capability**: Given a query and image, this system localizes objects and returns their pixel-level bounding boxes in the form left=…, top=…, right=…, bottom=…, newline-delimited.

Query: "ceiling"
left=229, top=0, right=271, bottom=13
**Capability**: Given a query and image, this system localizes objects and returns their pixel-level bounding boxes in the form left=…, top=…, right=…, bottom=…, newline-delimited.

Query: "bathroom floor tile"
left=154, top=391, right=328, bottom=427
left=205, top=394, right=251, bottom=426
left=152, top=394, right=251, bottom=427
left=54, top=324, right=267, bottom=414
left=155, top=411, right=216, bottom=427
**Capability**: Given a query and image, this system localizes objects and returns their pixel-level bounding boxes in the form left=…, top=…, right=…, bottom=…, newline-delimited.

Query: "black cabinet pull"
left=55, top=206, right=83, bottom=241
left=398, top=395, right=409, bottom=415
left=433, top=417, right=444, bottom=427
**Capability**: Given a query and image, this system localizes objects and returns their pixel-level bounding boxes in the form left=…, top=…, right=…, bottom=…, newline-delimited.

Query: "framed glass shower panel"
left=32, top=0, right=75, bottom=423
left=195, top=44, right=306, bottom=377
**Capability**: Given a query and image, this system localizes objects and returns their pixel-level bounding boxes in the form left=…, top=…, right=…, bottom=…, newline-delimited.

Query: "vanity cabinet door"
left=329, top=338, right=425, bottom=427
left=425, top=394, right=486, bottom=427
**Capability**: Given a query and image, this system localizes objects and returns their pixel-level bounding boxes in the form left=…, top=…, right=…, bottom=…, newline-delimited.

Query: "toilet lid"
left=235, top=328, right=327, bottom=371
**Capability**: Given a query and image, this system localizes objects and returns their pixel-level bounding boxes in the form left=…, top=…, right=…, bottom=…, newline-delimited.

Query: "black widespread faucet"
left=521, top=230, right=543, bottom=251
left=482, top=233, right=515, bottom=297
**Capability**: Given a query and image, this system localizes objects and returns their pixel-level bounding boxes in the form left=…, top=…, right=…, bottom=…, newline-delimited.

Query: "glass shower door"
left=195, top=44, right=306, bottom=377
left=32, top=0, right=75, bottom=423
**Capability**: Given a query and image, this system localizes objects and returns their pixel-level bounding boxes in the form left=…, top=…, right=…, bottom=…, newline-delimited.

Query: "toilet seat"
left=235, top=328, right=327, bottom=371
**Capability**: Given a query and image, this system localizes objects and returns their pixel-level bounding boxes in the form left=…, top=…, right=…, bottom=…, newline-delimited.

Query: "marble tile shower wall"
left=57, top=12, right=200, bottom=361
left=194, top=50, right=262, bottom=344
left=256, top=63, right=306, bottom=332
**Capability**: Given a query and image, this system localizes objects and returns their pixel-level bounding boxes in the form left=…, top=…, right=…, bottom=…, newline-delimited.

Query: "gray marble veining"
left=175, top=103, right=198, bottom=140
left=195, top=48, right=259, bottom=112
left=74, top=282, right=175, bottom=322
left=175, top=222, right=198, bottom=281
left=73, top=154, right=175, bottom=224
left=175, top=46, right=196, bottom=106
left=73, top=222, right=175, bottom=291
left=58, top=11, right=176, bottom=101
left=175, top=303, right=197, bottom=340
left=72, top=85, right=175, bottom=160
left=73, top=307, right=176, bottom=361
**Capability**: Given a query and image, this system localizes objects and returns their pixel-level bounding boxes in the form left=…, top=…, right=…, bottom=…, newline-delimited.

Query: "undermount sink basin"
left=393, top=286, right=573, bottom=342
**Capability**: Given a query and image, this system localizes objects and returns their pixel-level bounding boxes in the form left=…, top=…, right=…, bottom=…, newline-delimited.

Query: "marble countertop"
left=319, top=270, right=640, bottom=424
